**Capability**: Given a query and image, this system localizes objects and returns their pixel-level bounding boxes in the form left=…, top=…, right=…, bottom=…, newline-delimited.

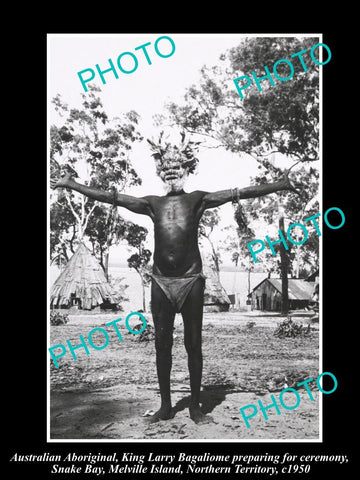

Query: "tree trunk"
left=141, top=276, right=146, bottom=312
left=62, top=244, right=69, bottom=263
left=279, top=215, right=289, bottom=315
left=104, top=250, right=109, bottom=281
left=294, top=246, right=300, bottom=279
left=207, top=236, right=220, bottom=274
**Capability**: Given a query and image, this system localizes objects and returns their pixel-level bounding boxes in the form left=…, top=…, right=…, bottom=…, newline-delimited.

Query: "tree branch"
left=70, top=224, right=77, bottom=252
left=80, top=195, right=85, bottom=228
left=82, top=202, right=97, bottom=237
left=64, top=190, right=82, bottom=237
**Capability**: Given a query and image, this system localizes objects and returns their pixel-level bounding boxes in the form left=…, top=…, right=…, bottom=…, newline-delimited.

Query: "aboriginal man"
left=51, top=137, right=299, bottom=424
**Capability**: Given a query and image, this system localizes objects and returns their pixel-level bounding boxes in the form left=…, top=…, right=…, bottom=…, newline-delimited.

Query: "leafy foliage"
left=50, top=85, right=144, bottom=270
left=50, top=311, right=69, bottom=326
left=107, top=275, right=129, bottom=312
left=241, top=164, right=319, bottom=276
left=273, top=318, right=311, bottom=338
left=199, top=209, right=222, bottom=272
left=165, top=36, right=319, bottom=162
left=130, top=323, right=155, bottom=342
left=159, top=37, right=320, bottom=279
left=125, top=223, right=152, bottom=311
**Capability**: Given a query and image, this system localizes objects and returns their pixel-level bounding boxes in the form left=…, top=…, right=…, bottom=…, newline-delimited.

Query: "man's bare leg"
left=150, top=281, right=176, bottom=422
left=181, top=278, right=213, bottom=424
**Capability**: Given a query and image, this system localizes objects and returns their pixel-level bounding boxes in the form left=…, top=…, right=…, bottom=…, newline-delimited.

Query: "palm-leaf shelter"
left=50, top=242, right=118, bottom=310
left=201, top=251, right=231, bottom=312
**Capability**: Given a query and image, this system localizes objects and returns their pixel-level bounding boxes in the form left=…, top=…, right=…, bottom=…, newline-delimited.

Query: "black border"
left=7, top=23, right=355, bottom=478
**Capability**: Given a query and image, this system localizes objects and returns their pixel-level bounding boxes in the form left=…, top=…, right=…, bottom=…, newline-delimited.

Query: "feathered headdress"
left=147, top=131, right=201, bottom=175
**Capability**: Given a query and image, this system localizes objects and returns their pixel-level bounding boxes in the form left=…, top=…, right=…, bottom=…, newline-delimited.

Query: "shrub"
left=50, top=310, right=69, bottom=326
left=273, top=317, right=311, bottom=338
left=130, top=323, right=155, bottom=342
left=245, top=321, right=256, bottom=330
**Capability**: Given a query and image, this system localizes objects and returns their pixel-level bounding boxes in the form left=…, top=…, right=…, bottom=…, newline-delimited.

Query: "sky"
left=47, top=33, right=321, bottom=265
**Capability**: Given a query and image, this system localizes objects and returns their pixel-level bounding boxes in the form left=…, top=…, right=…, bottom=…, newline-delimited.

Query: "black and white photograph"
left=6, top=27, right=355, bottom=478
left=48, top=33, right=323, bottom=442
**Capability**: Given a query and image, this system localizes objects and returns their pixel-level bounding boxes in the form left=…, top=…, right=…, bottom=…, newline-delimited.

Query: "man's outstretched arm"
left=51, top=173, right=153, bottom=217
left=202, top=172, right=301, bottom=209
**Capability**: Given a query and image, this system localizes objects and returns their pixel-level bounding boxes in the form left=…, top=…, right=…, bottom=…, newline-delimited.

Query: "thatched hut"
left=50, top=242, right=118, bottom=310
left=201, top=252, right=231, bottom=312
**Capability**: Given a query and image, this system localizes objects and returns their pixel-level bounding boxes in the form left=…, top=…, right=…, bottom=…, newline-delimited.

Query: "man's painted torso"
left=147, top=190, right=206, bottom=277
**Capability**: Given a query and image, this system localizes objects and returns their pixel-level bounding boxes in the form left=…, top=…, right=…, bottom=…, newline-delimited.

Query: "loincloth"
left=150, top=272, right=206, bottom=313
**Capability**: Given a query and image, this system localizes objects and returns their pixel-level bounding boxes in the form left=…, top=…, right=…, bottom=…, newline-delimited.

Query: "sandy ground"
left=50, top=311, right=320, bottom=441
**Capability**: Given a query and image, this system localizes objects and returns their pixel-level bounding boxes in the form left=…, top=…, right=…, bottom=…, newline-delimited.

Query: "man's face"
left=159, top=157, right=188, bottom=192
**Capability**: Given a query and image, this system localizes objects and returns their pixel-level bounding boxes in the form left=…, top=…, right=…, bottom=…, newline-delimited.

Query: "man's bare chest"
left=152, top=194, right=203, bottom=225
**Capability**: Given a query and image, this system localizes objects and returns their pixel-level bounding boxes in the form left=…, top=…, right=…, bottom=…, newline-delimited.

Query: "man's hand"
left=50, top=172, right=73, bottom=190
left=282, top=170, right=304, bottom=197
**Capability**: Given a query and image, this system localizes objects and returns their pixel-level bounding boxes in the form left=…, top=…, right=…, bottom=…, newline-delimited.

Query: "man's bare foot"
left=148, top=406, right=175, bottom=423
left=189, top=406, right=213, bottom=424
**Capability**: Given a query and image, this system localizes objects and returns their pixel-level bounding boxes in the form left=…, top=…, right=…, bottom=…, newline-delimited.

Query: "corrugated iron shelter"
left=248, top=277, right=315, bottom=312
left=50, top=242, right=118, bottom=310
